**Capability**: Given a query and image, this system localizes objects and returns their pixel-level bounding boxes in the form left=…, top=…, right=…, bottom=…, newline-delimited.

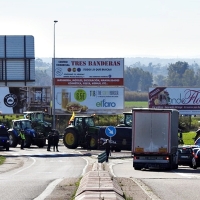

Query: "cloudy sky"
left=1, top=0, right=200, bottom=58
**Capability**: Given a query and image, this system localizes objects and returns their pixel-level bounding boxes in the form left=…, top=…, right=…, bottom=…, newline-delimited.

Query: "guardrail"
left=98, top=151, right=107, bottom=163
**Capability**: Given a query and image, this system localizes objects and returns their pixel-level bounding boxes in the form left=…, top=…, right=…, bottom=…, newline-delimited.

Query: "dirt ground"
left=45, top=163, right=151, bottom=200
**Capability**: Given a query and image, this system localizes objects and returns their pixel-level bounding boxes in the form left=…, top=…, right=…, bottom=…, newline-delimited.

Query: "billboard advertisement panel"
left=149, top=87, right=200, bottom=115
left=54, top=87, right=124, bottom=115
left=53, top=58, right=124, bottom=86
left=0, top=87, right=51, bottom=114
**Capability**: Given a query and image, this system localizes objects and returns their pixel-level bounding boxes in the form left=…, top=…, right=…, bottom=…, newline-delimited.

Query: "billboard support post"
left=52, top=20, right=58, bottom=129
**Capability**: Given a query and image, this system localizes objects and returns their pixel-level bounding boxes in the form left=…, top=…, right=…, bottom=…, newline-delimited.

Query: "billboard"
left=0, top=86, right=51, bottom=114
left=53, top=58, right=124, bottom=86
left=149, top=87, right=200, bottom=115
left=54, top=87, right=124, bottom=115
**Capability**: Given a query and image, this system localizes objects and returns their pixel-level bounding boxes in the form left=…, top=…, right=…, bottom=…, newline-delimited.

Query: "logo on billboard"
left=55, top=67, right=63, bottom=76
left=4, top=94, right=18, bottom=107
left=96, top=99, right=116, bottom=107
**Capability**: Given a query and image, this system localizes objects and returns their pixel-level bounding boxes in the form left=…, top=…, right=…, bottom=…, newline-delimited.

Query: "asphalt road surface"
left=111, top=158, right=200, bottom=200
left=0, top=145, right=88, bottom=200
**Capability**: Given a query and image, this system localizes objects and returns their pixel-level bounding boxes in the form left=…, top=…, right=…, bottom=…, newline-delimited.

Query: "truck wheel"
left=63, top=129, right=78, bottom=149
left=173, top=163, right=178, bottom=169
left=193, top=164, right=197, bottom=169
left=115, top=148, right=121, bottom=152
left=89, top=136, right=98, bottom=150
left=24, top=136, right=31, bottom=148
left=9, top=133, right=18, bottom=147
left=134, top=167, right=141, bottom=170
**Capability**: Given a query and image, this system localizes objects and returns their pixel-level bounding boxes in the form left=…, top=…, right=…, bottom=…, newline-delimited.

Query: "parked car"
left=178, top=146, right=197, bottom=167
left=0, top=125, right=10, bottom=151
left=192, top=149, right=200, bottom=169
left=192, top=147, right=200, bottom=157
left=194, top=137, right=200, bottom=146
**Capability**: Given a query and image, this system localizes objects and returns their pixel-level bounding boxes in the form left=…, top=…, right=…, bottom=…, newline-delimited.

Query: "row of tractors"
left=1, top=111, right=133, bottom=151
left=62, top=112, right=133, bottom=152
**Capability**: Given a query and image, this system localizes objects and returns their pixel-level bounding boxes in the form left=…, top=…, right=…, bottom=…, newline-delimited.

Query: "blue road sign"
left=105, top=126, right=116, bottom=137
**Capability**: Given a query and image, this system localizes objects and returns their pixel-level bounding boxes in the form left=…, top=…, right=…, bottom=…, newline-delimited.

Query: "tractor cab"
left=117, top=112, right=132, bottom=127
left=23, top=111, right=52, bottom=137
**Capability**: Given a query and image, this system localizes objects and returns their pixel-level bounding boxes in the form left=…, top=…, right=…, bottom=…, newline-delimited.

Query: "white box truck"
left=132, top=108, right=179, bottom=170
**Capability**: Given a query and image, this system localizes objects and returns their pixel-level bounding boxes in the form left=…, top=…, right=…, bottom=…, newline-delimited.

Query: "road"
left=0, top=145, right=89, bottom=200
left=111, top=158, right=200, bottom=200
left=2, top=145, right=200, bottom=200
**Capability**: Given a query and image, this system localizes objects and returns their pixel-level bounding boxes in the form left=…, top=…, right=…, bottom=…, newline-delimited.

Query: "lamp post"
left=52, top=20, right=58, bottom=129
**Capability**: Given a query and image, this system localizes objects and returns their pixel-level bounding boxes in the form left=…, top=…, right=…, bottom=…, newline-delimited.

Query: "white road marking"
left=12, top=157, right=36, bottom=175
left=33, top=178, right=63, bottom=200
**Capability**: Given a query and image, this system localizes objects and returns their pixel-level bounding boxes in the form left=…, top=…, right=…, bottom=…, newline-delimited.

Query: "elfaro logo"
left=96, top=99, right=116, bottom=107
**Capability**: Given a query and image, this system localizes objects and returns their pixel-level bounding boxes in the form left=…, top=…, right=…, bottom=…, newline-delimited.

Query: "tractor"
left=0, top=125, right=10, bottom=151
left=63, top=115, right=99, bottom=149
left=23, top=111, right=53, bottom=139
left=8, top=119, right=46, bottom=148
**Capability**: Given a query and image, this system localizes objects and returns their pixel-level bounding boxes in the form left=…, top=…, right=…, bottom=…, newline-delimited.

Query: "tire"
left=134, top=167, right=141, bottom=170
left=37, top=139, right=46, bottom=148
left=63, top=129, right=78, bottom=149
left=193, top=165, right=197, bottom=169
left=24, top=136, right=31, bottom=148
left=89, top=136, right=98, bottom=150
left=115, top=148, right=121, bottom=152
left=173, top=164, right=178, bottom=170
left=9, top=133, right=18, bottom=147
left=6, top=144, right=9, bottom=151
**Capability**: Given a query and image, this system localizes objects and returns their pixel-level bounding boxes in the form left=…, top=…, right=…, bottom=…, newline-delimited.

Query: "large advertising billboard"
left=0, top=87, right=51, bottom=114
left=149, top=87, right=200, bottom=115
left=53, top=58, right=124, bottom=86
left=55, top=87, right=124, bottom=115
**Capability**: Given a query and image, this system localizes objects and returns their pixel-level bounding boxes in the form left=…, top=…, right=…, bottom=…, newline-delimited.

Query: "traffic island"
left=75, top=163, right=125, bottom=200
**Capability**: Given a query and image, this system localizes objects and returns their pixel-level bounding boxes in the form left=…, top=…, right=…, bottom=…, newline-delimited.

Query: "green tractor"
left=63, top=115, right=99, bottom=149
left=23, top=111, right=52, bottom=139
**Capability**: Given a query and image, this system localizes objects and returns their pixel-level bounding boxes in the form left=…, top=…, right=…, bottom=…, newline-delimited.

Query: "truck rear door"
left=133, top=111, right=170, bottom=153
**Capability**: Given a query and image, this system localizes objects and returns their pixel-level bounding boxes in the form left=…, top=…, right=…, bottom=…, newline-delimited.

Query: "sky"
left=1, top=0, right=200, bottom=59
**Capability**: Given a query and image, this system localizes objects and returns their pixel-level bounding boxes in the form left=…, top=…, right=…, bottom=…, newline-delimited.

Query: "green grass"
left=125, top=101, right=148, bottom=108
left=182, top=131, right=196, bottom=145
left=0, top=156, right=5, bottom=165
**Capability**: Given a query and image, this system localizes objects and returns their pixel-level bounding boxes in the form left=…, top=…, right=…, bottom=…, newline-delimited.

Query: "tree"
left=167, top=61, right=189, bottom=86
left=182, top=69, right=195, bottom=86
left=124, top=67, right=153, bottom=91
left=154, top=75, right=167, bottom=86
left=35, top=70, right=51, bottom=86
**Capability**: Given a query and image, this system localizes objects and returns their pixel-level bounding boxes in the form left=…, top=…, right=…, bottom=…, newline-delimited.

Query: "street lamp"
left=52, top=20, right=58, bottom=129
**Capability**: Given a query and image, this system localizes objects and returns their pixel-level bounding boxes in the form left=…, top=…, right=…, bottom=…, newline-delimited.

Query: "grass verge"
left=0, top=156, right=6, bottom=165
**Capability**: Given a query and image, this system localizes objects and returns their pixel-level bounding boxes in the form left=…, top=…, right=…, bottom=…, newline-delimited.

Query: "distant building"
left=0, top=35, right=35, bottom=86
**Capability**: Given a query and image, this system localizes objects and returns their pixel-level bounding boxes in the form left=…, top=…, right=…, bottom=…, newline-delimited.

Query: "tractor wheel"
left=37, top=139, right=46, bottom=148
left=24, top=136, right=31, bottom=148
left=9, top=133, right=18, bottom=147
left=89, top=136, right=98, bottom=150
left=63, top=129, right=78, bottom=149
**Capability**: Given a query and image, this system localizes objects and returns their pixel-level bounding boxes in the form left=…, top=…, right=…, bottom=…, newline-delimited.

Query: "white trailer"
left=132, top=108, right=179, bottom=170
